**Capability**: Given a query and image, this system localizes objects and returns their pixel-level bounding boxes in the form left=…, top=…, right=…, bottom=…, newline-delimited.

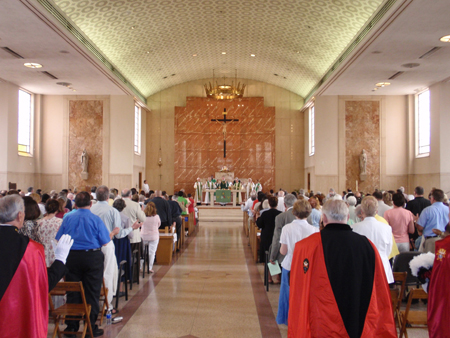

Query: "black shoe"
left=118, top=291, right=126, bottom=298
left=88, top=325, right=104, bottom=337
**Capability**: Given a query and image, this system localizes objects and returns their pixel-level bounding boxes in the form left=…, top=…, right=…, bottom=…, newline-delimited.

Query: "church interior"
left=1, top=0, right=449, bottom=337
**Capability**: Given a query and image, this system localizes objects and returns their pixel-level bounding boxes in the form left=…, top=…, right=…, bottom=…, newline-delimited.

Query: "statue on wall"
left=360, top=149, right=367, bottom=175
left=81, top=149, right=89, bottom=180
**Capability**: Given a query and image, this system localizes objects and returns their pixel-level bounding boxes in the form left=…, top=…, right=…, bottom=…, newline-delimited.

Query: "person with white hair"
left=347, top=196, right=357, bottom=223
left=194, top=177, right=203, bottom=205
left=0, top=195, right=72, bottom=338
left=352, top=196, right=394, bottom=283
left=288, top=199, right=396, bottom=338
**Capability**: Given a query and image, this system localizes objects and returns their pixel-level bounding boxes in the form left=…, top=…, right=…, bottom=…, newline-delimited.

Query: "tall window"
left=416, top=89, right=430, bottom=157
left=18, top=89, right=33, bottom=156
left=134, top=104, right=141, bottom=155
left=309, top=105, right=315, bottom=156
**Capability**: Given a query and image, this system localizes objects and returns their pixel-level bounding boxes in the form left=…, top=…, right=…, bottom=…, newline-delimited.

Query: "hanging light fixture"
left=157, top=147, right=162, bottom=166
left=204, top=69, right=246, bottom=100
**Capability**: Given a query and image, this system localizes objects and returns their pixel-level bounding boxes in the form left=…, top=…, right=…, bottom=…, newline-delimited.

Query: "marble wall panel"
left=174, top=97, right=275, bottom=194
left=345, top=101, right=380, bottom=193
left=68, top=100, right=103, bottom=190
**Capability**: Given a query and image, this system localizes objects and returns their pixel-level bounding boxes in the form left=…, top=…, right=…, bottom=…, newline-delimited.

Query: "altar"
left=204, top=189, right=244, bottom=207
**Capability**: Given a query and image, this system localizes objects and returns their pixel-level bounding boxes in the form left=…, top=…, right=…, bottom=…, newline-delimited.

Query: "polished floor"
left=48, top=220, right=429, bottom=338
left=107, top=221, right=281, bottom=338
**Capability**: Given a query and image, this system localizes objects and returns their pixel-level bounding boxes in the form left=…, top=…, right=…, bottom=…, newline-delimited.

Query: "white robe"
left=194, top=181, right=202, bottom=204
left=352, top=216, right=394, bottom=283
left=246, top=182, right=255, bottom=200
left=203, top=181, right=215, bottom=204
left=254, top=182, right=262, bottom=193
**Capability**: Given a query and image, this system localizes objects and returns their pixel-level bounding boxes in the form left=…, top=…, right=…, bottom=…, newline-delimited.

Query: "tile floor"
left=48, top=220, right=430, bottom=338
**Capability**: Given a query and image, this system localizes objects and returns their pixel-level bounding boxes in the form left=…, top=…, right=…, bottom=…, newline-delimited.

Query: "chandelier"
left=204, top=70, right=246, bottom=100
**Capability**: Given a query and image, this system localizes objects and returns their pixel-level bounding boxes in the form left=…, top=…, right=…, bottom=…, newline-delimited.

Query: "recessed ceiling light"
left=440, top=35, right=450, bottom=42
left=146, top=51, right=150, bottom=54
left=402, top=63, right=420, bottom=68
left=131, top=26, right=135, bottom=30
left=192, top=54, right=197, bottom=57
left=296, top=51, right=300, bottom=54
left=221, top=52, right=226, bottom=55
left=250, top=54, right=255, bottom=57
left=375, top=82, right=390, bottom=87
left=57, top=82, right=72, bottom=87
left=372, top=51, right=382, bottom=54
left=59, top=50, right=69, bottom=54
left=274, top=74, right=278, bottom=76
left=24, top=63, right=42, bottom=69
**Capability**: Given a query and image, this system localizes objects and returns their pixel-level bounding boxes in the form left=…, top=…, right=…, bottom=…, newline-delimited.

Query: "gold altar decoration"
left=204, top=70, right=245, bottom=100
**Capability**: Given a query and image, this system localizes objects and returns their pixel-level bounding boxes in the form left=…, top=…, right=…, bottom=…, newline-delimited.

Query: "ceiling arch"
left=46, top=0, right=387, bottom=99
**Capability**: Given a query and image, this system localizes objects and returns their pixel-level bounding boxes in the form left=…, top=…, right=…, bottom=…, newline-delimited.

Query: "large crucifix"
left=211, top=108, right=239, bottom=158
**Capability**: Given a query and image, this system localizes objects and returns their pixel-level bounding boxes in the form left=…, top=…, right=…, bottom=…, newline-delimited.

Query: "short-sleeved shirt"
left=55, top=208, right=110, bottom=250
left=417, top=202, right=449, bottom=237
left=177, top=196, right=189, bottom=215
left=384, top=207, right=414, bottom=243
left=280, top=219, right=319, bottom=271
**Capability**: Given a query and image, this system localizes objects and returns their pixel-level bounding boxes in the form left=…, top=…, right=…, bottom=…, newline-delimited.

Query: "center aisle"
left=115, top=221, right=281, bottom=338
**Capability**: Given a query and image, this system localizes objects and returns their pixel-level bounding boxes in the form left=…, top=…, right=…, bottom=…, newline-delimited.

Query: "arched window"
left=18, top=89, right=33, bottom=156
left=416, top=89, right=430, bottom=157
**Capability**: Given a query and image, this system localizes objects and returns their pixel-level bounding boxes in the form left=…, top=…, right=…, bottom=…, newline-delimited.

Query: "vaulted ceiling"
left=49, top=0, right=386, bottom=99
left=1, top=0, right=449, bottom=104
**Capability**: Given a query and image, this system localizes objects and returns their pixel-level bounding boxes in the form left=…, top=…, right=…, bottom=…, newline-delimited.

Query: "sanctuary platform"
left=198, top=206, right=243, bottom=222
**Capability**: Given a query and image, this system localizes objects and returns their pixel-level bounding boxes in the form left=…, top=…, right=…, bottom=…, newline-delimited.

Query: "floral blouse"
left=36, top=217, right=63, bottom=267
left=18, top=220, right=42, bottom=245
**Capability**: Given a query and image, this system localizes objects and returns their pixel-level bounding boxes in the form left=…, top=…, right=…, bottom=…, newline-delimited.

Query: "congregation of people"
left=0, top=183, right=197, bottom=338
left=242, top=184, right=449, bottom=337
left=1, top=180, right=449, bottom=337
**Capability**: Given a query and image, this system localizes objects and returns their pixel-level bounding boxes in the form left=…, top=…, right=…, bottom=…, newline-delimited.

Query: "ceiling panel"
left=50, top=0, right=385, bottom=98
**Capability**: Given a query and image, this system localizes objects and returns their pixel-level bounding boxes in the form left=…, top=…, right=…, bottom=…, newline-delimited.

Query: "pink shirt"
left=384, top=207, right=414, bottom=243
left=140, top=215, right=161, bottom=241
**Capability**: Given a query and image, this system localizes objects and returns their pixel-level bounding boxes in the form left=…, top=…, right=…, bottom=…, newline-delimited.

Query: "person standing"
left=194, top=178, right=203, bottom=205
left=91, top=186, right=133, bottom=314
left=141, top=202, right=160, bottom=273
left=143, top=180, right=150, bottom=195
left=257, top=196, right=281, bottom=266
left=384, top=192, right=415, bottom=253
left=352, top=196, right=394, bottom=283
left=416, top=189, right=449, bottom=253
left=288, top=200, right=396, bottom=338
left=55, top=192, right=111, bottom=337
left=0, top=195, right=72, bottom=338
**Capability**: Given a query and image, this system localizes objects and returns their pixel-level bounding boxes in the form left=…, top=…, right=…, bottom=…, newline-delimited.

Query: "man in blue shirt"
left=56, top=191, right=111, bottom=337
left=416, top=189, right=449, bottom=253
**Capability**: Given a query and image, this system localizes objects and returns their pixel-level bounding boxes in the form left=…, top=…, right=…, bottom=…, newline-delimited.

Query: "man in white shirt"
left=122, top=188, right=146, bottom=253
left=90, top=185, right=124, bottom=312
left=373, top=191, right=392, bottom=218
left=352, top=196, right=394, bottom=283
left=270, top=193, right=297, bottom=265
left=143, top=180, right=150, bottom=194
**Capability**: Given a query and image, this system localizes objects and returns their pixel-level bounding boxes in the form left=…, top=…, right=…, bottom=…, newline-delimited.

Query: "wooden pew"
left=156, top=233, right=175, bottom=265
left=243, top=211, right=249, bottom=237
left=189, top=211, right=195, bottom=231
left=254, top=225, right=261, bottom=263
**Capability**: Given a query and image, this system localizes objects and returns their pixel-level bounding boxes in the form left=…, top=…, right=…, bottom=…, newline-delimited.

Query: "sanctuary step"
left=198, top=206, right=243, bottom=222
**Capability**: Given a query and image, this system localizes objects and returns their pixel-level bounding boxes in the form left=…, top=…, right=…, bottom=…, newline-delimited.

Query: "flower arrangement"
left=219, top=166, right=230, bottom=172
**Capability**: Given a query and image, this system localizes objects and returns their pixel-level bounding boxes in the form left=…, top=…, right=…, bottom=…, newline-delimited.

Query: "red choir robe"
left=188, top=197, right=196, bottom=225
left=428, top=235, right=450, bottom=338
left=0, top=226, right=49, bottom=338
left=288, top=223, right=397, bottom=338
